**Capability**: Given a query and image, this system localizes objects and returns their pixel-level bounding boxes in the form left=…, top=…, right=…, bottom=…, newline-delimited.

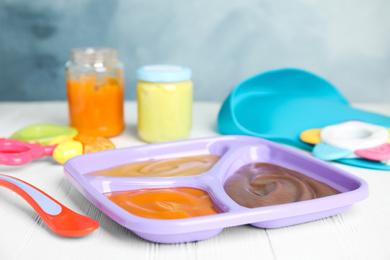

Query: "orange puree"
left=104, top=187, right=219, bottom=219
left=87, top=155, right=220, bottom=177
left=67, top=74, right=124, bottom=137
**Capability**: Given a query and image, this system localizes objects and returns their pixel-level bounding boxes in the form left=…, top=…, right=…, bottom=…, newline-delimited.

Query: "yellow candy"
left=53, top=141, right=83, bottom=164
left=300, top=129, right=322, bottom=145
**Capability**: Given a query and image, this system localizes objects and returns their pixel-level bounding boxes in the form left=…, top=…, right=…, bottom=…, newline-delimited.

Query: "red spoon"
left=0, top=174, right=99, bottom=237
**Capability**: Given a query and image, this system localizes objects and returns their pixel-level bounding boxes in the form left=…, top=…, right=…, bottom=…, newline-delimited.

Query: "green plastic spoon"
left=10, top=124, right=78, bottom=145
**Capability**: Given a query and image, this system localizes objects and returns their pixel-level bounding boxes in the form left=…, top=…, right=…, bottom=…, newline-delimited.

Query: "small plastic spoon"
left=0, top=174, right=99, bottom=237
left=0, top=139, right=56, bottom=166
left=10, top=124, right=78, bottom=145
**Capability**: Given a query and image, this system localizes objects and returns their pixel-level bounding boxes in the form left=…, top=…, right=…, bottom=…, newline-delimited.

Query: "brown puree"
left=86, top=155, right=221, bottom=177
left=224, top=163, right=340, bottom=208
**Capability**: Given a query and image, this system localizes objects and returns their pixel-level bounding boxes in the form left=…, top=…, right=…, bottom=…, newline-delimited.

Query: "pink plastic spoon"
left=0, top=139, right=56, bottom=166
left=0, top=174, right=99, bottom=237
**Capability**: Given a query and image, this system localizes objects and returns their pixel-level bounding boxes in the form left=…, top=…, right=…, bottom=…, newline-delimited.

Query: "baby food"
left=64, top=135, right=369, bottom=243
left=104, top=187, right=219, bottom=219
left=87, top=154, right=220, bottom=177
left=136, top=65, right=193, bottom=143
left=66, top=48, right=124, bottom=137
left=224, top=163, right=340, bottom=208
left=67, top=74, right=124, bottom=137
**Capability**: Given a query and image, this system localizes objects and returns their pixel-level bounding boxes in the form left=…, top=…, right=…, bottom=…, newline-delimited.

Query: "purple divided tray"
left=64, top=135, right=369, bottom=243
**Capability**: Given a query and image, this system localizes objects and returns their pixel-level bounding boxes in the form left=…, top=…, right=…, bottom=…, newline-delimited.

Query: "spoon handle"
left=0, top=174, right=99, bottom=237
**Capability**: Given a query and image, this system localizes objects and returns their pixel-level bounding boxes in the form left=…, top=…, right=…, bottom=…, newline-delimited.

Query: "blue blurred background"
left=0, top=0, right=389, bottom=102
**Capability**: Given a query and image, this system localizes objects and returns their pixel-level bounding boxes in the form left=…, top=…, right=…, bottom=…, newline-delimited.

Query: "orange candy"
left=73, top=134, right=115, bottom=153
left=67, top=74, right=124, bottom=137
left=104, top=187, right=219, bottom=219
left=51, top=134, right=116, bottom=164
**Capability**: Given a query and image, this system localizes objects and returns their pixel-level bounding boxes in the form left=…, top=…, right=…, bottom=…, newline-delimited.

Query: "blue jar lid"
left=136, top=64, right=192, bottom=82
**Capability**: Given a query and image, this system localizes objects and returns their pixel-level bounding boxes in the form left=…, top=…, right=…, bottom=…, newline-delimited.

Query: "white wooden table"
left=0, top=101, right=389, bottom=260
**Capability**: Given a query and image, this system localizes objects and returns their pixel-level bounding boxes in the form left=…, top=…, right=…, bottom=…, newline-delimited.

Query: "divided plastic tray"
left=64, top=135, right=369, bottom=243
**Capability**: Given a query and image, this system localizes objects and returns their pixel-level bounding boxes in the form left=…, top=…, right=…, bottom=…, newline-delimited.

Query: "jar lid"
left=136, top=65, right=192, bottom=82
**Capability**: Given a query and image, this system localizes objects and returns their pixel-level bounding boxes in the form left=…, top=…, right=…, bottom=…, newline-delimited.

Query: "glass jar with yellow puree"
left=136, top=65, right=193, bottom=143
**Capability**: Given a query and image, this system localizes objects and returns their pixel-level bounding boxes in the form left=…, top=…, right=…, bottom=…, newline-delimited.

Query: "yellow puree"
left=86, top=154, right=220, bottom=177
left=137, top=80, right=193, bottom=143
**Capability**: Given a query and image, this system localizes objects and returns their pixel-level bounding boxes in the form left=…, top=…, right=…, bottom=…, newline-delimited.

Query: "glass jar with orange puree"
left=137, top=65, right=193, bottom=143
left=65, top=48, right=124, bottom=137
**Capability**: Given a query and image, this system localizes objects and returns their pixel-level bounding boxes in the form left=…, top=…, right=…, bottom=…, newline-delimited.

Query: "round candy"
left=73, top=135, right=115, bottom=153
left=53, top=141, right=83, bottom=164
